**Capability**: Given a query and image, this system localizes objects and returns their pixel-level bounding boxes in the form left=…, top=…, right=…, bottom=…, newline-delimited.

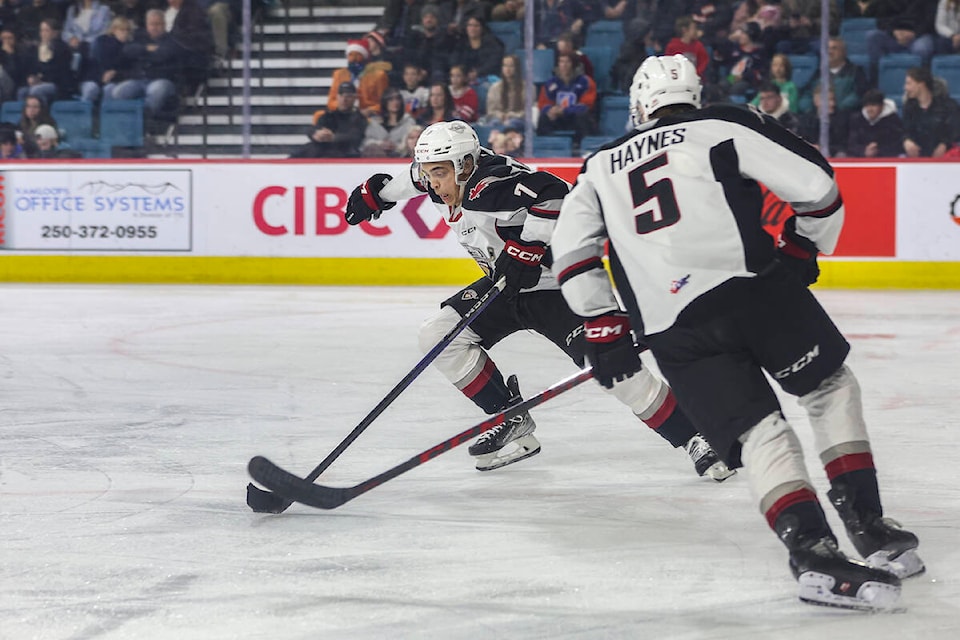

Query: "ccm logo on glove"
left=584, top=321, right=626, bottom=342
left=504, top=240, right=545, bottom=265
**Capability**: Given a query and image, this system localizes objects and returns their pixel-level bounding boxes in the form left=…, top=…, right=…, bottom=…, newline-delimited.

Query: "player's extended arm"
left=734, top=115, right=845, bottom=256
left=344, top=164, right=424, bottom=225
left=345, top=174, right=396, bottom=225
left=493, top=174, right=568, bottom=298
left=552, top=176, right=620, bottom=319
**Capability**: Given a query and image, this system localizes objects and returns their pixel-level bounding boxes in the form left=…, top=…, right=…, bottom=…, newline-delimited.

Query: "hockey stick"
left=247, top=367, right=594, bottom=510
left=245, top=277, right=506, bottom=513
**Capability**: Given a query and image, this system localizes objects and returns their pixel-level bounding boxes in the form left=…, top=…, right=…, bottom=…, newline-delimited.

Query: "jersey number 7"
left=628, top=153, right=680, bottom=234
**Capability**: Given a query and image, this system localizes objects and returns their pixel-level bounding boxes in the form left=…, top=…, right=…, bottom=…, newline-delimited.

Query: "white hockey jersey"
left=552, top=104, right=845, bottom=335
left=380, top=149, right=570, bottom=292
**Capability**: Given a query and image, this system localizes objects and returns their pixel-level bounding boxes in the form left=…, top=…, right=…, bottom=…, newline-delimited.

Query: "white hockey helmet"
left=414, top=120, right=480, bottom=183
left=629, top=54, right=702, bottom=125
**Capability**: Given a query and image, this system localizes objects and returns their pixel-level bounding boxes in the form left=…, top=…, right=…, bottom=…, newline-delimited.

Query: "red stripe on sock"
left=824, top=452, right=875, bottom=481
left=461, top=357, right=495, bottom=399
left=764, top=488, right=819, bottom=529
left=644, top=390, right=677, bottom=430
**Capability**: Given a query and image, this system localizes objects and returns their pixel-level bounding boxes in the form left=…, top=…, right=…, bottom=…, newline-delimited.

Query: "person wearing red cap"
left=326, top=38, right=389, bottom=118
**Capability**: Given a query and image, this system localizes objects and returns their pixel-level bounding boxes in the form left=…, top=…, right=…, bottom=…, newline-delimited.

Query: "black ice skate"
left=828, top=484, right=925, bottom=579
left=776, top=515, right=902, bottom=611
left=468, top=375, right=540, bottom=471
left=684, top=434, right=736, bottom=482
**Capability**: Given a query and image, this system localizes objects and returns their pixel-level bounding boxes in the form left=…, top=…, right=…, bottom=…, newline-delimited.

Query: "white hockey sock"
left=797, top=365, right=872, bottom=465
left=739, top=411, right=815, bottom=513
left=418, top=305, right=486, bottom=385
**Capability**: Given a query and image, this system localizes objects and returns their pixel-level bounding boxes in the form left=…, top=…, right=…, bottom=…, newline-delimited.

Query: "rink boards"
left=1, top=158, right=958, bottom=288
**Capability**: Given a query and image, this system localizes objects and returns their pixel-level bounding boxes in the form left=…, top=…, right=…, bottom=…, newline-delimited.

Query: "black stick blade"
left=248, top=456, right=353, bottom=510
left=245, top=482, right=292, bottom=514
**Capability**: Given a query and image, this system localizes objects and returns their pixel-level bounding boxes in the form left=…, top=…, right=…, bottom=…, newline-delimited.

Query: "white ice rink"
left=1, top=283, right=958, bottom=639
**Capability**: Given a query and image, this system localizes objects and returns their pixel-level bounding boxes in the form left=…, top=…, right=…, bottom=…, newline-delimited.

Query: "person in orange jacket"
left=324, top=38, right=389, bottom=119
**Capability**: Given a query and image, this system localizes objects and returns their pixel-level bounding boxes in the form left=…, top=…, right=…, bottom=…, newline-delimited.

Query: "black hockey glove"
left=777, top=216, right=820, bottom=286
left=583, top=312, right=643, bottom=389
left=493, top=239, right=546, bottom=298
left=345, top=173, right=396, bottom=225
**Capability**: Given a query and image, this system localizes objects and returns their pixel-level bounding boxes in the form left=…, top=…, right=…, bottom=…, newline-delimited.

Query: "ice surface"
left=1, top=284, right=958, bottom=639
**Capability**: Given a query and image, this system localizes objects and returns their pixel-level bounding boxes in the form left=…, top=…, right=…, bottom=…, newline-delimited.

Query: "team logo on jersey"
left=461, top=289, right=479, bottom=301
left=468, top=176, right=497, bottom=201
left=670, top=274, right=691, bottom=294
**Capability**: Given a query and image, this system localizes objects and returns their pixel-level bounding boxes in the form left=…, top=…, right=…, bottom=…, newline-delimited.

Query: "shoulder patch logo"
left=670, top=274, right=691, bottom=294
left=468, top=176, right=497, bottom=201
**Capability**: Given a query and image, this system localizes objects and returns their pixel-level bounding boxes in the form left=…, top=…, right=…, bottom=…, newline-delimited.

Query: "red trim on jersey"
left=800, top=195, right=843, bottom=218
left=824, top=452, right=875, bottom=481
left=644, top=389, right=676, bottom=429
left=557, top=256, right=603, bottom=284
left=461, top=356, right=496, bottom=398
left=530, top=205, right=560, bottom=219
left=779, top=236, right=814, bottom=259
left=764, top=487, right=819, bottom=529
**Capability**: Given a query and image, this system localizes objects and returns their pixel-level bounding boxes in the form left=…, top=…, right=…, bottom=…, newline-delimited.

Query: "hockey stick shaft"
left=248, top=367, right=594, bottom=510
left=246, top=277, right=505, bottom=513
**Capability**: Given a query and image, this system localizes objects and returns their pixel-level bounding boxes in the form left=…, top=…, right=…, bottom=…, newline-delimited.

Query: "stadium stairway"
left=162, top=0, right=382, bottom=158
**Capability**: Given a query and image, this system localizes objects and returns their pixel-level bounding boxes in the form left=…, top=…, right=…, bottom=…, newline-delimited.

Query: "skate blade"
left=705, top=461, right=737, bottom=483
left=475, top=436, right=541, bottom=471
left=797, top=571, right=903, bottom=612
left=865, top=549, right=925, bottom=580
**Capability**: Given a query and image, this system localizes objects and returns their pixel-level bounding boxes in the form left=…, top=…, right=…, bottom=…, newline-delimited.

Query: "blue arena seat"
left=472, top=123, right=493, bottom=147
left=932, top=54, right=960, bottom=101
left=578, top=135, right=610, bottom=156
left=788, top=54, right=819, bottom=91
left=99, top=99, right=145, bottom=148
left=69, top=137, right=112, bottom=158
left=585, top=20, right=624, bottom=53
left=532, top=134, right=573, bottom=158
left=840, top=17, right=876, bottom=55
left=1, top=100, right=22, bottom=124
left=847, top=52, right=871, bottom=83
left=878, top=53, right=922, bottom=99
left=488, top=20, right=522, bottom=53
left=598, top=94, right=630, bottom=137
left=514, top=48, right=556, bottom=84
left=580, top=45, right=615, bottom=94
left=50, top=100, right=94, bottom=141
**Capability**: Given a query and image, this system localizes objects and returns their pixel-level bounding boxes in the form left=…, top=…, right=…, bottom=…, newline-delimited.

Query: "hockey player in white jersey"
left=551, top=54, right=923, bottom=610
left=344, top=120, right=734, bottom=479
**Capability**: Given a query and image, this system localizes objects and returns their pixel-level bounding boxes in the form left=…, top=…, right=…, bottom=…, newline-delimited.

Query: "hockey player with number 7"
left=551, top=54, right=924, bottom=610
left=343, top=119, right=734, bottom=480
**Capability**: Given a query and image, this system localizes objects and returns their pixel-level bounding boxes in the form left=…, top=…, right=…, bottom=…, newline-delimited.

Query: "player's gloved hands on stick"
left=494, top=239, right=546, bottom=298
left=777, top=216, right=820, bottom=286
left=583, top=312, right=643, bottom=389
left=345, top=173, right=396, bottom=225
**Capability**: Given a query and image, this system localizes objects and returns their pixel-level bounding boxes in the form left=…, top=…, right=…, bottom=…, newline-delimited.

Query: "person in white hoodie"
left=847, top=88, right=905, bottom=158
left=755, top=81, right=799, bottom=134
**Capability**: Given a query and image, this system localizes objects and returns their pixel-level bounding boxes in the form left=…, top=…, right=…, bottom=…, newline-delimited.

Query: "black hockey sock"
left=459, top=357, right=512, bottom=414
left=641, top=391, right=698, bottom=448
left=773, top=500, right=835, bottom=550
left=829, top=469, right=883, bottom=519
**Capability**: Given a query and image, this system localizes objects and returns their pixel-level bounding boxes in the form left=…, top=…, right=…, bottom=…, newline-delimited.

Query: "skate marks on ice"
left=0, top=285, right=958, bottom=638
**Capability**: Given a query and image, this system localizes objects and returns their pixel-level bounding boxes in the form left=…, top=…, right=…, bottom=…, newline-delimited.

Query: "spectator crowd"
left=0, top=0, right=250, bottom=158
left=290, top=0, right=960, bottom=160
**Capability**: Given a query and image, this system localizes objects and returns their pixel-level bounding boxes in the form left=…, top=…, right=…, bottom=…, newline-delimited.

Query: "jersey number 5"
left=627, top=153, right=680, bottom=234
